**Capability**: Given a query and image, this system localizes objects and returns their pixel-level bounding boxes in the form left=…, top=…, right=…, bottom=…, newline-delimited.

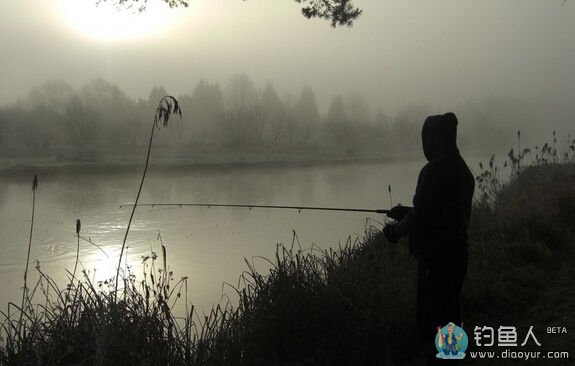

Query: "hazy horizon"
left=2, top=0, right=574, bottom=116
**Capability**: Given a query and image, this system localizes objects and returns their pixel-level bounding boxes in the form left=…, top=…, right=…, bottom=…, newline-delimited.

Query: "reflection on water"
left=83, top=249, right=119, bottom=282
left=0, top=159, right=430, bottom=313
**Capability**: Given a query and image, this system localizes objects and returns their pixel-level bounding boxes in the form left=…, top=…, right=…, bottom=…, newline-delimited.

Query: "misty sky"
left=1, top=0, right=574, bottom=114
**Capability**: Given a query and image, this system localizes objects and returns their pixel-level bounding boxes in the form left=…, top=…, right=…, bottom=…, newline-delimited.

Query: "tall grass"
left=0, top=247, right=194, bottom=365
left=115, top=96, right=181, bottom=297
left=188, top=229, right=419, bottom=365
left=16, top=175, right=37, bottom=342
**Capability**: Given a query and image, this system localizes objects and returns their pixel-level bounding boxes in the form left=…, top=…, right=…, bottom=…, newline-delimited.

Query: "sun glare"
left=59, top=0, right=177, bottom=42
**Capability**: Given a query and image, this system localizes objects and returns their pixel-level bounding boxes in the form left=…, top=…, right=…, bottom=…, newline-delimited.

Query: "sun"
left=59, top=0, right=177, bottom=42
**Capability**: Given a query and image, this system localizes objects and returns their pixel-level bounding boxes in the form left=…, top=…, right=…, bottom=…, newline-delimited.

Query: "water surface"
left=0, top=157, right=466, bottom=313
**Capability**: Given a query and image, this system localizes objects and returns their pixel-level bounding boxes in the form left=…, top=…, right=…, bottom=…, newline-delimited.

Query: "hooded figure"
left=384, top=112, right=474, bottom=364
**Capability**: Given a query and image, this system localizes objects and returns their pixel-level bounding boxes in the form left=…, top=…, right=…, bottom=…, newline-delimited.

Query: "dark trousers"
left=416, top=255, right=467, bottom=365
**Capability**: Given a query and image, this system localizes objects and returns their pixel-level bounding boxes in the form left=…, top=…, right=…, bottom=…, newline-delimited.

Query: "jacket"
left=396, top=113, right=475, bottom=263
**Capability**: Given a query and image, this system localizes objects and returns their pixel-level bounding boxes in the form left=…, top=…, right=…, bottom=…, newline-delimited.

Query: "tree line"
left=0, top=75, right=415, bottom=157
left=1, top=75, right=545, bottom=158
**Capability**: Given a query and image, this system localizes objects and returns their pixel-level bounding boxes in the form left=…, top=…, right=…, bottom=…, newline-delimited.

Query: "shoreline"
left=0, top=148, right=497, bottom=178
left=0, top=150, right=421, bottom=177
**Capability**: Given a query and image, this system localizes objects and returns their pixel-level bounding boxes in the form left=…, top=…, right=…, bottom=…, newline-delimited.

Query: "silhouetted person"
left=384, top=112, right=474, bottom=364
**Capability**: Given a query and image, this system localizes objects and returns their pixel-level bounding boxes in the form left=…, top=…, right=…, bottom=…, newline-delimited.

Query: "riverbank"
left=188, top=162, right=575, bottom=365
left=1, top=161, right=573, bottom=365
left=0, top=149, right=411, bottom=177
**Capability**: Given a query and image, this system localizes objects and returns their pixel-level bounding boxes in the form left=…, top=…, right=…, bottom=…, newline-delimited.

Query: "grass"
left=115, top=96, right=181, bottom=296
left=1, top=253, right=193, bottom=365
left=191, top=161, right=575, bottom=366
left=1, top=131, right=574, bottom=365
left=16, top=175, right=37, bottom=342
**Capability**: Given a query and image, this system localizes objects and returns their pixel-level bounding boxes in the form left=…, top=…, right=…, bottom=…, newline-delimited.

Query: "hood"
left=421, top=112, right=459, bottom=161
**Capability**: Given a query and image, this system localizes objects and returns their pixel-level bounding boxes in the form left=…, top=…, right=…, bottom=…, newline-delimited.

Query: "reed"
left=0, top=246, right=195, bottom=365
left=115, top=96, right=181, bottom=298
left=72, top=219, right=81, bottom=283
left=16, top=175, right=38, bottom=343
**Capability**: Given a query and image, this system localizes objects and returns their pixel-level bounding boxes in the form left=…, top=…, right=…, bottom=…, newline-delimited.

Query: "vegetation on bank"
left=1, top=131, right=574, bottom=365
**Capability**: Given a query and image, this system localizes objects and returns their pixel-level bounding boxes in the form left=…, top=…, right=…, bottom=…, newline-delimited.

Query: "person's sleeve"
left=395, top=163, right=441, bottom=237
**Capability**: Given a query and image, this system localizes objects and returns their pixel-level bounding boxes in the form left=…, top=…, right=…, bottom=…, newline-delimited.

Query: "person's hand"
left=383, top=224, right=400, bottom=243
left=387, top=205, right=411, bottom=221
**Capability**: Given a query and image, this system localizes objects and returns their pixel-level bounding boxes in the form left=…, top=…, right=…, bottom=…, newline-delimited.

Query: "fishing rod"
left=119, top=203, right=390, bottom=215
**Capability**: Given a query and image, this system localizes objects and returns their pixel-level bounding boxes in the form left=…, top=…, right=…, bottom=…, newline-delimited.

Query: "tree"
left=187, top=80, right=225, bottom=145
left=225, top=74, right=258, bottom=111
left=77, top=78, right=146, bottom=150
left=345, top=92, right=370, bottom=125
left=104, top=116, right=145, bottom=150
left=65, top=96, right=101, bottom=153
left=296, top=0, right=361, bottom=26
left=221, top=105, right=266, bottom=147
left=265, top=92, right=300, bottom=146
left=2, top=105, right=61, bottom=153
left=221, top=75, right=266, bottom=146
left=81, top=78, right=134, bottom=122
left=294, top=86, right=320, bottom=144
left=326, top=94, right=347, bottom=125
left=97, top=0, right=362, bottom=26
left=372, top=108, right=392, bottom=151
left=2, top=107, right=31, bottom=152
left=325, top=94, right=349, bottom=147
left=260, top=82, right=285, bottom=144
left=25, top=106, right=62, bottom=153
left=27, top=80, right=75, bottom=114
left=261, top=82, right=284, bottom=119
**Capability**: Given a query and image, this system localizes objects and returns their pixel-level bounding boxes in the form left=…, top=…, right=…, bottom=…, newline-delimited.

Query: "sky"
left=1, top=0, right=574, bottom=114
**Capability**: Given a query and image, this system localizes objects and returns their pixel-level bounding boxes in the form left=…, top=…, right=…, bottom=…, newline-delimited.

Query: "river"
left=0, top=156, right=482, bottom=314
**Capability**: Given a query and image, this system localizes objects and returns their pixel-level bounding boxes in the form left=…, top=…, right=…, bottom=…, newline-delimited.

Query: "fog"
left=1, top=0, right=574, bottom=155
left=1, top=1, right=575, bottom=353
